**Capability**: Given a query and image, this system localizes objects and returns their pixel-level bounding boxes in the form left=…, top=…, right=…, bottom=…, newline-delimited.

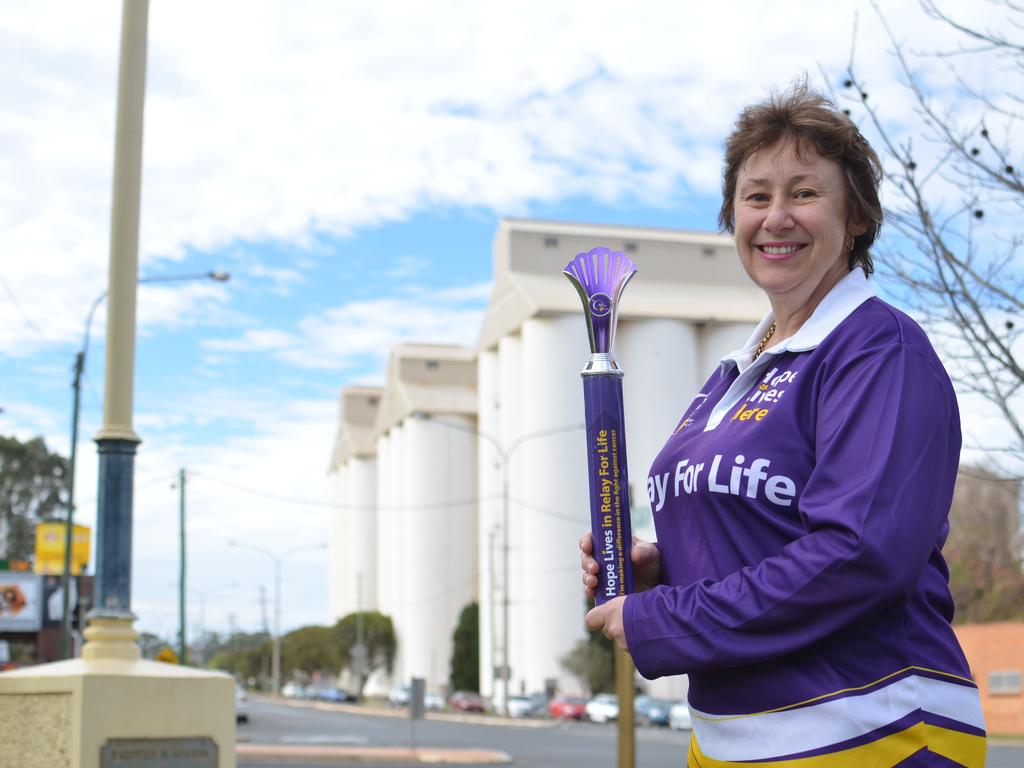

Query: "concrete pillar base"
left=0, top=615, right=236, bottom=768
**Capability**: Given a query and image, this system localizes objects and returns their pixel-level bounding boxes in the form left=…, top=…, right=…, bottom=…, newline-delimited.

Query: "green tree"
left=449, top=601, right=479, bottom=692
left=333, top=611, right=396, bottom=695
left=0, top=435, right=69, bottom=561
left=206, top=631, right=273, bottom=687
left=282, top=624, right=341, bottom=679
left=209, top=642, right=271, bottom=685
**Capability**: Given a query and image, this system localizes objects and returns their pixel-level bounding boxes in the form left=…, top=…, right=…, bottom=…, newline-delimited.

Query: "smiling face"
left=733, top=140, right=863, bottom=320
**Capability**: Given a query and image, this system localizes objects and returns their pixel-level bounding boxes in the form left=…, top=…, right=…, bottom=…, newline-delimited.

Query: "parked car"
left=280, top=682, right=304, bottom=699
left=585, top=692, right=619, bottom=723
left=387, top=684, right=410, bottom=707
left=234, top=684, right=249, bottom=723
left=315, top=686, right=356, bottom=703
left=636, top=696, right=673, bottom=727
left=448, top=690, right=486, bottom=712
left=526, top=691, right=550, bottom=717
left=669, top=700, right=693, bottom=731
left=425, top=692, right=445, bottom=711
left=548, top=695, right=587, bottom=720
left=507, top=695, right=534, bottom=718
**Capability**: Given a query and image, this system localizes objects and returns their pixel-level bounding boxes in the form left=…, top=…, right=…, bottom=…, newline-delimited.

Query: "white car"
left=585, top=693, right=619, bottom=723
left=280, top=682, right=302, bottom=699
left=669, top=700, right=692, bottom=731
left=388, top=684, right=410, bottom=707
left=235, top=684, right=249, bottom=723
left=506, top=696, right=533, bottom=718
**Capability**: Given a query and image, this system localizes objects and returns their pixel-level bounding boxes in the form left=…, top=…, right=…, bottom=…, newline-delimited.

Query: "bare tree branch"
left=845, top=1, right=1024, bottom=464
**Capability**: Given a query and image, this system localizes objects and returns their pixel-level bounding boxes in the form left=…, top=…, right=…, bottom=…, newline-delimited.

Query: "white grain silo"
left=372, top=344, right=479, bottom=694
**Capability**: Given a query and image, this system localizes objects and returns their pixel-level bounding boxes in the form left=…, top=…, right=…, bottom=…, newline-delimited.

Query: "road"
left=238, top=696, right=689, bottom=767
left=237, top=696, right=1024, bottom=767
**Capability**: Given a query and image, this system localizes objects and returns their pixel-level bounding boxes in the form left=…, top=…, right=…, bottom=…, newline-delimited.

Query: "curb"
left=267, top=695, right=555, bottom=729
left=236, top=744, right=512, bottom=764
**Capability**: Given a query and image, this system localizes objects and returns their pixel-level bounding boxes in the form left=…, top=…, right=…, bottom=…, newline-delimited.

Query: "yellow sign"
left=34, top=523, right=91, bottom=575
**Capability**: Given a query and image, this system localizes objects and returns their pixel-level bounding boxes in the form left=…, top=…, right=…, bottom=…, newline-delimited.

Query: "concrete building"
left=329, top=218, right=766, bottom=699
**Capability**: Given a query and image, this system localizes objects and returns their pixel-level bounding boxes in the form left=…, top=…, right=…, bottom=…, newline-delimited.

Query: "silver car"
left=668, top=700, right=692, bottom=731
left=235, top=684, right=249, bottom=723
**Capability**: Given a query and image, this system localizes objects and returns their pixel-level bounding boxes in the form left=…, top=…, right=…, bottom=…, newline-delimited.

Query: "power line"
left=0, top=274, right=65, bottom=356
left=189, top=470, right=501, bottom=512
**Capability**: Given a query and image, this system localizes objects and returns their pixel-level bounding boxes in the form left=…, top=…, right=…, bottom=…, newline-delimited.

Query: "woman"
left=580, top=84, right=986, bottom=767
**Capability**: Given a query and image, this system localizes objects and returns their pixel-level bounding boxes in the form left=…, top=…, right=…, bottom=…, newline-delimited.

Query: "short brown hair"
left=717, top=82, right=883, bottom=275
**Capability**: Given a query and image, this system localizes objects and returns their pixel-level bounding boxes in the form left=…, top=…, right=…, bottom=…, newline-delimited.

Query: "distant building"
left=947, top=469, right=1024, bottom=734
left=329, top=218, right=766, bottom=699
left=955, top=622, right=1024, bottom=735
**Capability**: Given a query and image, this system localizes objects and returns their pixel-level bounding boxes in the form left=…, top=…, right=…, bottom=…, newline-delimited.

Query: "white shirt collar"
left=721, top=269, right=876, bottom=373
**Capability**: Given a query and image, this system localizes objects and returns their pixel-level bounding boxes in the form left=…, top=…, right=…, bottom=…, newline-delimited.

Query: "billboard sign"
left=0, top=571, right=43, bottom=632
left=34, top=522, right=91, bottom=575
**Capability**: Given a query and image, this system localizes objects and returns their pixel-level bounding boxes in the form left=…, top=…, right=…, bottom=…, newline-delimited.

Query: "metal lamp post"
left=59, top=270, right=229, bottom=659
left=228, top=540, right=328, bottom=695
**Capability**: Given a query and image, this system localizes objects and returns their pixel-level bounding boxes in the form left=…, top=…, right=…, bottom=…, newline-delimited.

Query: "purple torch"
left=564, top=247, right=637, bottom=605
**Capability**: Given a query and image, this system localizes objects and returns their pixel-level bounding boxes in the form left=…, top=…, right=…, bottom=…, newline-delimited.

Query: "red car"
left=548, top=695, right=587, bottom=720
left=447, top=690, right=485, bottom=712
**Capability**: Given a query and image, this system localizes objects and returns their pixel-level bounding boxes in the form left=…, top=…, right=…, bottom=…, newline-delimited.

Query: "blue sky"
left=1, top=0, right=1014, bottom=642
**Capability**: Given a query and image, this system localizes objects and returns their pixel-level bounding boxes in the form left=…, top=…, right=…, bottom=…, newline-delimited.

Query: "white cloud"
left=384, top=255, right=428, bottom=280
left=246, top=263, right=307, bottom=296
left=202, top=285, right=489, bottom=369
left=3, top=0, right=1006, bottom=357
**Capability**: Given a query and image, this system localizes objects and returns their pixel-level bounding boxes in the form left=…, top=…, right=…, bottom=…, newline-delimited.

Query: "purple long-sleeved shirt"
left=623, top=270, right=985, bottom=765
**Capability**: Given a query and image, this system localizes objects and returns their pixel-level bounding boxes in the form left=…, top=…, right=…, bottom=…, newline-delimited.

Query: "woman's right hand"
left=579, top=532, right=662, bottom=599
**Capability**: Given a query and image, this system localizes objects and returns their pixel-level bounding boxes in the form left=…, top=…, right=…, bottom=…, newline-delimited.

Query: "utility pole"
left=258, top=586, right=270, bottom=688
left=488, top=525, right=498, bottom=706
left=59, top=351, right=85, bottom=658
left=259, top=585, right=269, bottom=635
left=354, top=572, right=366, bottom=693
left=177, top=468, right=186, bottom=664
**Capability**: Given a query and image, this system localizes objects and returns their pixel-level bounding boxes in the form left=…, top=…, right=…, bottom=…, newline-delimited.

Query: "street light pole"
left=177, top=467, right=186, bottom=664
left=273, top=556, right=281, bottom=695
left=59, top=271, right=229, bottom=659
left=228, top=540, right=327, bottom=695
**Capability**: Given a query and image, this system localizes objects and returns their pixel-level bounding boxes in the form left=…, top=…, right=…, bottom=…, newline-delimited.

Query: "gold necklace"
left=752, top=321, right=776, bottom=361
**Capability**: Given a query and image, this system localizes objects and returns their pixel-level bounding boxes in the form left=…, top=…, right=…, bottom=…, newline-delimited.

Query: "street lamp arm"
left=81, top=291, right=109, bottom=363
left=413, top=412, right=583, bottom=463
left=78, top=270, right=229, bottom=377
left=280, top=542, right=329, bottom=563
left=135, top=271, right=231, bottom=285
left=227, top=539, right=278, bottom=564
left=505, top=422, right=584, bottom=459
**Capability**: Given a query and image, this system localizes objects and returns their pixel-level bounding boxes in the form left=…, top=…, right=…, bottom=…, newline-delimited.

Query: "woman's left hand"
left=585, top=596, right=628, bottom=650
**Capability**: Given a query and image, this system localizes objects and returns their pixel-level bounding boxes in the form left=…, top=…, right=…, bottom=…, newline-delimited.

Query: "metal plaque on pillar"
left=100, top=737, right=217, bottom=767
